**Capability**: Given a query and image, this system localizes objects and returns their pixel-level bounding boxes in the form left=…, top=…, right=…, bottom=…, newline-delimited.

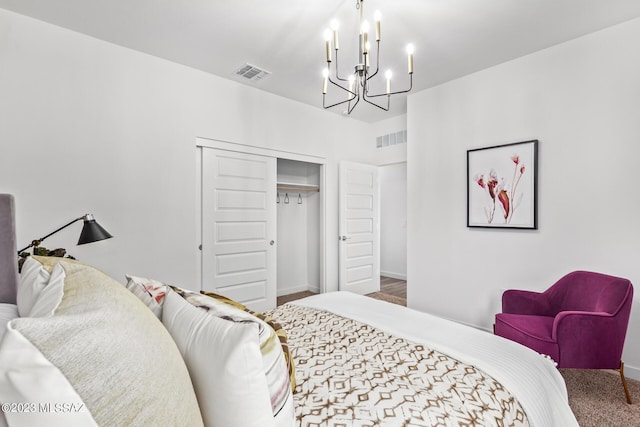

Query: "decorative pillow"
left=162, top=288, right=276, bottom=427
left=16, top=256, right=50, bottom=317
left=0, top=260, right=203, bottom=427
left=174, top=288, right=294, bottom=421
left=124, top=275, right=168, bottom=319
left=201, top=290, right=297, bottom=392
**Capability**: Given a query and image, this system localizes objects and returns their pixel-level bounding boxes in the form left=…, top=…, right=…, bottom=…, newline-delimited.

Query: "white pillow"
left=28, top=263, right=65, bottom=318
left=0, top=303, right=19, bottom=344
left=0, top=322, right=97, bottom=427
left=17, top=256, right=51, bottom=317
left=162, top=288, right=276, bottom=427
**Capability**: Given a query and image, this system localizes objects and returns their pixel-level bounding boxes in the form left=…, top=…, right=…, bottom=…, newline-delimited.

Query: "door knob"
left=270, top=240, right=275, bottom=246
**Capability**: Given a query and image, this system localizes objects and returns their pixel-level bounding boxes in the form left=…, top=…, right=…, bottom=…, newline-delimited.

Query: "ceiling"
left=2, top=0, right=640, bottom=123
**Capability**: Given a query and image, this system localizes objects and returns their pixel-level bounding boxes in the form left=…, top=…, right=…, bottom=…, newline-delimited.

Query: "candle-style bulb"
left=324, top=29, right=332, bottom=62
left=374, top=10, right=381, bottom=41
left=361, top=20, right=370, bottom=35
left=331, top=19, right=340, bottom=50
left=385, top=70, right=392, bottom=94
left=406, top=44, right=415, bottom=74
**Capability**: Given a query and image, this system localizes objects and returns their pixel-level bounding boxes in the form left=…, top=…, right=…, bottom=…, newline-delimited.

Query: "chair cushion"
left=495, top=313, right=559, bottom=362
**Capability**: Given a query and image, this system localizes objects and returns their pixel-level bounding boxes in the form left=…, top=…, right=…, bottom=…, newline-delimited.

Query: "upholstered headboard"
left=0, top=194, right=18, bottom=304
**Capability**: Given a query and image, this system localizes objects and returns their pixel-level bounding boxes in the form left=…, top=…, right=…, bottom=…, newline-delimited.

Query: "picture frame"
left=467, top=140, right=538, bottom=229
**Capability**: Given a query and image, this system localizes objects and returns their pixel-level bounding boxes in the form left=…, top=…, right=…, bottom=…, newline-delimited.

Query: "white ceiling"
left=2, top=0, right=640, bottom=123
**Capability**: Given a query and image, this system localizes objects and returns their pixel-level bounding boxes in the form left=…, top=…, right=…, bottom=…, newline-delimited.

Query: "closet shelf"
left=276, top=182, right=319, bottom=192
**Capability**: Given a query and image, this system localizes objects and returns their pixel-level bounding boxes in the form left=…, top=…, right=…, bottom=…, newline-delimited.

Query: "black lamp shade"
left=77, top=218, right=113, bottom=245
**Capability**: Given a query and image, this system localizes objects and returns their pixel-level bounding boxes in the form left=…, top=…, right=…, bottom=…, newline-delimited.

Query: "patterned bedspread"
left=267, top=304, right=529, bottom=427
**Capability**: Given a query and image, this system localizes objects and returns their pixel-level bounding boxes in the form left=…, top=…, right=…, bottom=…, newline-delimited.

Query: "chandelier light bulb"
left=361, top=20, right=370, bottom=35
left=324, top=29, right=332, bottom=62
left=331, top=20, right=340, bottom=50
left=406, top=43, right=415, bottom=74
left=374, top=10, right=381, bottom=41
left=385, top=70, right=392, bottom=94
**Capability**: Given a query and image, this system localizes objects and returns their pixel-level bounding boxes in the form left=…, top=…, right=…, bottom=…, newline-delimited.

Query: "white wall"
left=370, top=114, right=408, bottom=166
left=0, top=8, right=376, bottom=292
left=379, top=162, right=407, bottom=279
left=407, top=17, right=640, bottom=378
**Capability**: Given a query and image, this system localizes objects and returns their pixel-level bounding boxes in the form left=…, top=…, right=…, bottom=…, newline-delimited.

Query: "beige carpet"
left=365, top=292, right=640, bottom=425
left=561, top=368, right=640, bottom=426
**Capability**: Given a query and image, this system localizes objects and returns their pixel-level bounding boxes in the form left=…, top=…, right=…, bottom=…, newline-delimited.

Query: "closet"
left=198, top=140, right=324, bottom=311
left=276, top=159, right=321, bottom=297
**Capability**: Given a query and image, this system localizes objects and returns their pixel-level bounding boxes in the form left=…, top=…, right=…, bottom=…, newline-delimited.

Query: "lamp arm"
left=18, top=215, right=86, bottom=254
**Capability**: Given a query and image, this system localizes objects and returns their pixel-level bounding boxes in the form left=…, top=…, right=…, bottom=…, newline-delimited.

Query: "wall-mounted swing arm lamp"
left=17, top=214, right=113, bottom=255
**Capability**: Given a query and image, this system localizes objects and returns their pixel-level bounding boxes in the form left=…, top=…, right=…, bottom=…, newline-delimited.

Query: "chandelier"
left=322, top=0, right=414, bottom=114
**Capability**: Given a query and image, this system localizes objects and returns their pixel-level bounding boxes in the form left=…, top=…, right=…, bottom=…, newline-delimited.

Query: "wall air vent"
left=234, top=63, right=271, bottom=82
left=376, top=129, right=407, bottom=148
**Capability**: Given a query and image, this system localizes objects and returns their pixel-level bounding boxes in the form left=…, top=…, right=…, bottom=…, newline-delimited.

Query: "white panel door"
left=202, top=148, right=277, bottom=311
left=338, top=161, right=380, bottom=294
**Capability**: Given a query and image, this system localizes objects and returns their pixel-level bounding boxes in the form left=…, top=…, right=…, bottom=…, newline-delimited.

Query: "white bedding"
left=0, top=303, right=18, bottom=343
left=291, top=291, right=578, bottom=427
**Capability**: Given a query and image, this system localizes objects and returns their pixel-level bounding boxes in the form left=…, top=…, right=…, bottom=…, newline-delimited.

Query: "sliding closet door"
left=201, top=148, right=277, bottom=312
left=338, top=161, right=380, bottom=295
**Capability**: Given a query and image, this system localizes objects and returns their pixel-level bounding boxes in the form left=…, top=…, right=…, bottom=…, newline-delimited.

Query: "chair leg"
left=618, top=361, right=632, bottom=404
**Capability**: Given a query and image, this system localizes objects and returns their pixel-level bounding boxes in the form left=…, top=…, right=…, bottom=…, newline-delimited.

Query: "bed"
left=0, top=193, right=578, bottom=426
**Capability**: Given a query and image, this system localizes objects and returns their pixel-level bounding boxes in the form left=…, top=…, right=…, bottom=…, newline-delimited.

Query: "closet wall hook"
left=276, top=192, right=280, bottom=203
left=284, top=193, right=289, bottom=204
left=298, top=193, right=302, bottom=204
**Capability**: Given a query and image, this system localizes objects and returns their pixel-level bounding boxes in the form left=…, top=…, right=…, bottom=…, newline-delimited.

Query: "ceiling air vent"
left=234, top=63, right=271, bottom=82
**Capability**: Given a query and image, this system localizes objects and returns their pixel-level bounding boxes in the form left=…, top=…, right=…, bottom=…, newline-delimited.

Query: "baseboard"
left=380, top=271, right=407, bottom=280
left=624, top=363, right=640, bottom=381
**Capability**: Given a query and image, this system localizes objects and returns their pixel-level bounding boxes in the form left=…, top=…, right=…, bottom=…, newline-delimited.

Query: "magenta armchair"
left=495, top=271, right=634, bottom=403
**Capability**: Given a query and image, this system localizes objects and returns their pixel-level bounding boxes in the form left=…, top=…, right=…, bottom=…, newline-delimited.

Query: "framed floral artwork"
left=467, top=140, right=538, bottom=229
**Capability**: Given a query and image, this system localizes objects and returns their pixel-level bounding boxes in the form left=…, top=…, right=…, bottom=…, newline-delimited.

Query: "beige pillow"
left=0, top=260, right=203, bottom=427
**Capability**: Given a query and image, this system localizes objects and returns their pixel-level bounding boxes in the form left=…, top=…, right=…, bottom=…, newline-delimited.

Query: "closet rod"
left=276, top=185, right=319, bottom=192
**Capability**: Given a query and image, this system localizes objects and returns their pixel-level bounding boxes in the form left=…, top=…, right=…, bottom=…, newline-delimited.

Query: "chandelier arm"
left=365, top=41, right=381, bottom=82
left=365, top=73, right=413, bottom=98
left=333, top=51, right=351, bottom=82
left=323, top=75, right=357, bottom=110
left=328, top=74, right=357, bottom=98
left=362, top=92, right=390, bottom=111
left=323, top=94, right=357, bottom=110
left=346, top=95, right=361, bottom=114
